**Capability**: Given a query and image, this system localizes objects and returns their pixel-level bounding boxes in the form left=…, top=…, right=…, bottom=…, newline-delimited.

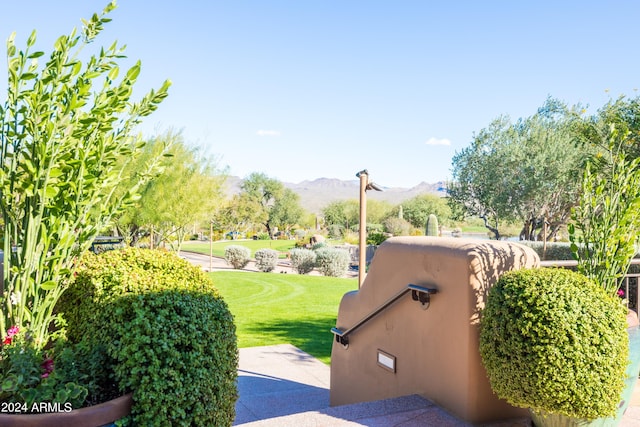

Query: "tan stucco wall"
left=330, top=236, right=539, bottom=423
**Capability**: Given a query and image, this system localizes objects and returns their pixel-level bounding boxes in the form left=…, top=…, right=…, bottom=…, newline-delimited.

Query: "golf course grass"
left=210, top=271, right=357, bottom=364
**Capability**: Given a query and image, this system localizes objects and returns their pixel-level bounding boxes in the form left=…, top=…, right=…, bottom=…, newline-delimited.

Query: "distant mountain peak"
left=223, top=175, right=446, bottom=214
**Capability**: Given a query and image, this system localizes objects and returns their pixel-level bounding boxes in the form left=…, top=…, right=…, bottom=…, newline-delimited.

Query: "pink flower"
left=1, top=326, right=19, bottom=346
left=7, top=326, right=19, bottom=337
left=618, top=289, right=625, bottom=297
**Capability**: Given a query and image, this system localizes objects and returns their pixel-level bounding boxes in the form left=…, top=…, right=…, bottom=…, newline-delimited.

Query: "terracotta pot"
left=0, top=393, right=132, bottom=427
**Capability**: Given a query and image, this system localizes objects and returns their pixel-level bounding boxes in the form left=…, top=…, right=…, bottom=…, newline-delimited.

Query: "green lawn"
left=209, top=271, right=356, bottom=364
left=183, top=240, right=297, bottom=258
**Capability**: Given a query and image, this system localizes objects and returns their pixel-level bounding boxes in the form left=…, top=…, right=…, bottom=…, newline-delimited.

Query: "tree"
left=0, top=3, right=170, bottom=347
left=448, top=98, right=586, bottom=240
left=448, top=117, right=514, bottom=239
left=391, top=194, right=451, bottom=230
left=580, top=95, right=640, bottom=160
left=239, top=172, right=303, bottom=238
left=212, top=194, right=259, bottom=239
left=269, top=188, right=304, bottom=237
left=322, top=200, right=359, bottom=231
left=118, top=131, right=226, bottom=251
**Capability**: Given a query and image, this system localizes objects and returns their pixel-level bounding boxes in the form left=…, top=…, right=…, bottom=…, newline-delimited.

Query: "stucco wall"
left=330, top=236, right=539, bottom=423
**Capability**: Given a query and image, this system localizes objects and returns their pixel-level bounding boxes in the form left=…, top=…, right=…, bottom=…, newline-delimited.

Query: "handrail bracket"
left=409, top=284, right=438, bottom=309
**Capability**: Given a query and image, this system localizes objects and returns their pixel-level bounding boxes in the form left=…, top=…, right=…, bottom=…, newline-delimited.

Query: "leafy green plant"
left=0, top=1, right=170, bottom=349
left=367, top=232, right=388, bottom=245
left=569, top=125, right=640, bottom=297
left=254, top=248, right=278, bottom=272
left=289, top=248, right=317, bottom=274
left=57, top=248, right=238, bottom=426
left=314, top=247, right=351, bottom=277
left=479, top=268, right=628, bottom=420
left=0, top=329, right=91, bottom=411
left=224, top=245, right=251, bottom=269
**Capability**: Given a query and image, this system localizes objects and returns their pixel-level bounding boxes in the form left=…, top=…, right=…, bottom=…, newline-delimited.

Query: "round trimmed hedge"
left=57, top=248, right=238, bottom=426
left=479, top=268, right=628, bottom=420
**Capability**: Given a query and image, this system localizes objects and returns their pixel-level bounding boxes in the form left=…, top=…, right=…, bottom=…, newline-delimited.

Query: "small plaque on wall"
left=377, top=349, right=396, bottom=373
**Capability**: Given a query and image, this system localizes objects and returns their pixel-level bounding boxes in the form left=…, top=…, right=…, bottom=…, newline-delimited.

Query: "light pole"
left=209, top=221, right=214, bottom=271
left=356, top=169, right=382, bottom=288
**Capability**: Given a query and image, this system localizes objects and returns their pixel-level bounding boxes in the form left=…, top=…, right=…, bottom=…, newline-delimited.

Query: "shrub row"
left=224, top=244, right=352, bottom=277
left=290, top=247, right=351, bottom=277
left=57, top=248, right=238, bottom=427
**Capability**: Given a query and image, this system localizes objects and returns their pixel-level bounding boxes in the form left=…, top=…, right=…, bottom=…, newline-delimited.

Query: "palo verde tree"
left=0, top=2, right=171, bottom=348
left=117, top=130, right=226, bottom=251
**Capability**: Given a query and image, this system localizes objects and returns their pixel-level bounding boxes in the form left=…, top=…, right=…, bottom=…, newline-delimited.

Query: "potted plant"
left=480, top=125, right=640, bottom=426
left=0, top=2, right=170, bottom=423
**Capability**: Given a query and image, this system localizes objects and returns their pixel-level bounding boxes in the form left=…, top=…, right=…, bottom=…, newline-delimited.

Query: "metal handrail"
left=331, top=284, right=437, bottom=348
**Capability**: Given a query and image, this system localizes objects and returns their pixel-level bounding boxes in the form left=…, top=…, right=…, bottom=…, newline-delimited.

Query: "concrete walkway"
left=234, top=345, right=640, bottom=427
left=234, top=344, right=479, bottom=427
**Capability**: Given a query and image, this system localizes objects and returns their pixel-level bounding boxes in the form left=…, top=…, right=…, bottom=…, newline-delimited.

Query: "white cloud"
left=256, top=130, right=281, bottom=137
left=424, top=137, right=451, bottom=146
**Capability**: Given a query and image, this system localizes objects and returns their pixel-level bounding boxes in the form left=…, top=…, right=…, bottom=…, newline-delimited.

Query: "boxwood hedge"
left=57, top=248, right=238, bottom=426
left=479, top=268, right=628, bottom=420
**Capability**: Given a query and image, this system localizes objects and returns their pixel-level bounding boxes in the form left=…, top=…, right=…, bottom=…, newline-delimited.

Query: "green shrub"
left=224, top=245, right=251, bottom=269
left=367, top=232, right=388, bottom=245
left=479, top=268, right=628, bottom=420
left=327, top=224, right=344, bottom=239
left=311, top=242, right=327, bottom=251
left=289, top=248, right=316, bottom=274
left=255, top=248, right=279, bottom=272
left=57, top=248, right=238, bottom=426
left=518, top=241, right=574, bottom=261
left=383, top=217, right=411, bottom=236
left=314, top=247, right=351, bottom=277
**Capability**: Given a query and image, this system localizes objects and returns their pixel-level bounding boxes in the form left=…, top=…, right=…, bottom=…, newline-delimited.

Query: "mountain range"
left=223, top=176, right=447, bottom=214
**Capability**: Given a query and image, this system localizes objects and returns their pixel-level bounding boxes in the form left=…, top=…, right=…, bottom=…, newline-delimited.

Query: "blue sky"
left=2, top=1, right=639, bottom=188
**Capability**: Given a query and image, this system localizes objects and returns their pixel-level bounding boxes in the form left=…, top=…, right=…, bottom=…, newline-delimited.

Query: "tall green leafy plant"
left=569, top=125, right=640, bottom=297
left=0, top=1, right=171, bottom=348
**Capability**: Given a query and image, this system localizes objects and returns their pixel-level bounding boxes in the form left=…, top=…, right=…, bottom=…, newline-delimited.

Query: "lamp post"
left=210, top=221, right=213, bottom=271
left=356, top=169, right=382, bottom=288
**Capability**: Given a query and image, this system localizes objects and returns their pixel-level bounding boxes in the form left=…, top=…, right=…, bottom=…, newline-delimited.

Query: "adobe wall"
left=330, top=236, right=539, bottom=423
